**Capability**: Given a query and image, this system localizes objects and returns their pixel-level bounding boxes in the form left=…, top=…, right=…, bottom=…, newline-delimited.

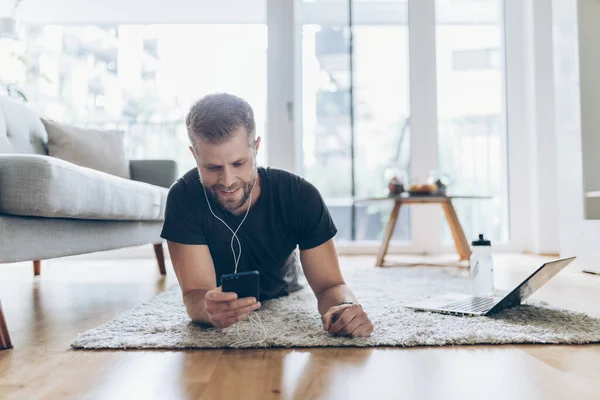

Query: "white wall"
left=577, top=0, right=600, bottom=220
left=505, top=0, right=560, bottom=255
left=523, top=0, right=560, bottom=254
left=552, top=0, right=600, bottom=272
left=266, top=0, right=294, bottom=172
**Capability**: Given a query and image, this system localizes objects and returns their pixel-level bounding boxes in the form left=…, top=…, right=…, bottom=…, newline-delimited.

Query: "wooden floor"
left=1, top=253, right=599, bottom=400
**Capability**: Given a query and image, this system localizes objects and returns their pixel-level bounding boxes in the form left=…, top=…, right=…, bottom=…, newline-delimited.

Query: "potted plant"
left=1, top=53, right=29, bottom=102
left=1, top=0, right=27, bottom=101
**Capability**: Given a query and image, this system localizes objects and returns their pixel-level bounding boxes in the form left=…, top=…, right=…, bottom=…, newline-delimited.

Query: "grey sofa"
left=0, top=96, right=178, bottom=349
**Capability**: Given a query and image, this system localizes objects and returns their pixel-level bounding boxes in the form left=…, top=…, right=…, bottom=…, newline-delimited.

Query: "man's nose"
left=221, top=167, right=236, bottom=188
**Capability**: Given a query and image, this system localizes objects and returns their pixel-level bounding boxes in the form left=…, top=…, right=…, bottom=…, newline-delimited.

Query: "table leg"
left=375, top=201, right=402, bottom=267
left=0, top=298, right=12, bottom=350
left=441, top=200, right=471, bottom=261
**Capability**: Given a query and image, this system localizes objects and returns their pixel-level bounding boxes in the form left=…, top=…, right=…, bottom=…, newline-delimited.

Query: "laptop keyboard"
left=441, top=297, right=497, bottom=313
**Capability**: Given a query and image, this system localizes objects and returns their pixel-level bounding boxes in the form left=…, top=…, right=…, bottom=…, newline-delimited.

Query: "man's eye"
left=234, top=162, right=245, bottom=168
left=207, top=166, right=219, bottom=171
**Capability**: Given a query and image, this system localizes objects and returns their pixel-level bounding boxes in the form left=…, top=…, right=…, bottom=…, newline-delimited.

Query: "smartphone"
left=221, top=270, right=260, bottom=300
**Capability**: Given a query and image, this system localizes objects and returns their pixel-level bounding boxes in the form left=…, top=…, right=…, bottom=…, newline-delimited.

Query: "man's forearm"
left=183, top=289, right=213, bottom=326
left=315, top=284, right=358, bottom=315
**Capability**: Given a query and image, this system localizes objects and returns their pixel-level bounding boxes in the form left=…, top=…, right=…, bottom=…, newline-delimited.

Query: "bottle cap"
left=472, top=233, right=491, bottom=246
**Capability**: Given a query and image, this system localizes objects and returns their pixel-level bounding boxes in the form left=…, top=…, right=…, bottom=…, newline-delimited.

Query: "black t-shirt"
left=160, top=166, right=337, bottom=300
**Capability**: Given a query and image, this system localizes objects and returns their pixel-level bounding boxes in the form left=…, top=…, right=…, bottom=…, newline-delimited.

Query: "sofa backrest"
left=0, top=96, right=48, bottom=155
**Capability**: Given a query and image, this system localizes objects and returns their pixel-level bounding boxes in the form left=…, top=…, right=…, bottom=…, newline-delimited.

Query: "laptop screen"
left=501, top=257, right=576, bottom=306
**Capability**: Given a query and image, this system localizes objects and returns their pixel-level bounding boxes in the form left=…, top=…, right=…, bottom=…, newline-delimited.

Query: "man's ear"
left=189, top=145, right=196, bottom=158
left=254, top=136, right=261, bottom=153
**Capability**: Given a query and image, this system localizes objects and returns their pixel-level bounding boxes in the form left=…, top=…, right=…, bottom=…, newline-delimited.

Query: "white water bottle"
left=470, top=234, right=494, bottom=295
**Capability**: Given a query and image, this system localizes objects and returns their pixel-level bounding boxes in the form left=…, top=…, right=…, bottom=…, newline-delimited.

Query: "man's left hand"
left=321, top=303, right=373, bottom=338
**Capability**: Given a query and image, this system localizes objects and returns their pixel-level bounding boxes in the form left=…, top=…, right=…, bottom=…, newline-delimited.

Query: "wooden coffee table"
left=355, top=194, right=492, bottom=267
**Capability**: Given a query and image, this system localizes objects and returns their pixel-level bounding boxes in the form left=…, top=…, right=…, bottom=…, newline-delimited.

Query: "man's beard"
left=200, top=169, right=257, bottom=213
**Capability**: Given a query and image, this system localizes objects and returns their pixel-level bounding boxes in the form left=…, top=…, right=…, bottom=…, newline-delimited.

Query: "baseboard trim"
left=583, top=268, right=600, bottom=276
left=69, top=243, right=532, bottom=260
left=522, top=251, right=561, bottom=258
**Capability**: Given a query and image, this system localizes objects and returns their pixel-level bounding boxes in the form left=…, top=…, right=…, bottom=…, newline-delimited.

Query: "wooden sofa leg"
left=154, top=243, right=167, bottom=275
left=0, top=299, right=12, bottom=350
left=33, top=260, right=41, bottom=276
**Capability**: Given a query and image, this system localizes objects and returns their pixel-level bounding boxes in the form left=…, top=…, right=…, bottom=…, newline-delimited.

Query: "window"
left=301, top=25, right=353, bottom=239
left=299, top=0, right=410, bottom=242
left=6, top=24, right=268, bottom=173
left=298, top=0, right=509, bottom=249
left=436, top=0, right=509, bottom=243
left=3, top=0, right=515, bottom=251
left=353, top=26, right=411, bottom=242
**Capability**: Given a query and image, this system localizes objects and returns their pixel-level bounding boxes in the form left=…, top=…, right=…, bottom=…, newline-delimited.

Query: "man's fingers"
left=214, top=316, right=237, bottom=329
left=222, top=311, right=251, bottom=326
left=350, top=323, right=372, bottom=338
left=206, top=290, right=238, bottom=302
left=322, top=311, right=334, bottom=331
left=207, top=297, right=260, bottom=328
left=329, top=308, right=356, bottom=334
left=236, top=312, right=252, bottom=322
left=206, top=297, right=257, bottom=313
left=213, top=309, right=255, bottom=329
left=221, top=297, right=258, bottom=312
left=350, top=325, right=365, bottom=337
left=222, top=302, right=261, bottom=319
left=232, top=297, right=258, bottom=310
left=349, top=317, right=374, bottom=337
left=339, top=316, right=362, bottom=336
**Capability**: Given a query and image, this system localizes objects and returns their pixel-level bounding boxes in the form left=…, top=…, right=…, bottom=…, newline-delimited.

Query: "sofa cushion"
left=42, top=119, right=131, bottom=179
left=0, top=97, right=48, bottom=155
left=0, top=214, right=164, bottom=263
left=0, top=155, right=167, bottom=221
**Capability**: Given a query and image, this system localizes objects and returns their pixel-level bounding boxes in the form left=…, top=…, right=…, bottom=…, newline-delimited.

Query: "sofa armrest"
left=129, top=159, right=178, bottom=189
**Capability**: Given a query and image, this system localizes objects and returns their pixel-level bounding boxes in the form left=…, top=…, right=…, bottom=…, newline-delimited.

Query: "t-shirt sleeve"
left=296, top=179, right=338, bottom=250
left=160, top=181, right=207, bottom=245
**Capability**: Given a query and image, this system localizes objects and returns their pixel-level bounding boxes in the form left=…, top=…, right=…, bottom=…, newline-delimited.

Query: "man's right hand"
left=204, top=286, right=261, bottom=329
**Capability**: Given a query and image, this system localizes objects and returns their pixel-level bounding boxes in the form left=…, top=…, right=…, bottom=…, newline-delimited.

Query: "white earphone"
left=202, top=178, right=254, bottom=275
left=200, top=172, right=267, bottom=347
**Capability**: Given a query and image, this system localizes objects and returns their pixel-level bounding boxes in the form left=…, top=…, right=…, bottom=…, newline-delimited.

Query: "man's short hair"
left=186, top=93, right=256, bottom=147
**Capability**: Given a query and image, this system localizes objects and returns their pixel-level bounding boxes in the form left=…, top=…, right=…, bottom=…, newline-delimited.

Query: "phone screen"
left=221, top=271, right=260, bottom=300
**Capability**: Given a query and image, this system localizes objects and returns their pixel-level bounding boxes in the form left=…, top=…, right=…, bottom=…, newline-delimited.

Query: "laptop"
left=404, top=256, right=576, bottom=317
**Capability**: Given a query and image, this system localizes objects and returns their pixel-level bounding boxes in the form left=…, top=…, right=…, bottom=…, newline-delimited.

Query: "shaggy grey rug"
left=71, top=266, right=600, bottom=349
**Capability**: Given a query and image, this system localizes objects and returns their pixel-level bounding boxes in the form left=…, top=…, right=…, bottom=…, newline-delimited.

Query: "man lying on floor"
left=160, top=93, right=373, bottom=338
